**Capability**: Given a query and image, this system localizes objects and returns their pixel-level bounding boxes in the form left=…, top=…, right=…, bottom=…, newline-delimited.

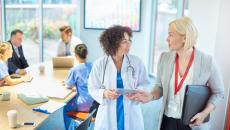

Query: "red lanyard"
left=174, top=48, right=195, bottom=95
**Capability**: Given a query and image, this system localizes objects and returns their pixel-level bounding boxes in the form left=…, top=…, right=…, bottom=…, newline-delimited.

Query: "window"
left=84, top=0, right=141, bottom=31
left=152, top=0, right=187, bottom=74
left=5, top=0, right=40, bottom=64
left=3, top=0, right=79, bottom=64
left=43, top=1, right=78, bottom=61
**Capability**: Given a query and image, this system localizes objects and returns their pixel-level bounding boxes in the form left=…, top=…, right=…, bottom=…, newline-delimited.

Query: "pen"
left=32, top=108, right=50, bottom=114
left=22, top=122, right=36, bottom=126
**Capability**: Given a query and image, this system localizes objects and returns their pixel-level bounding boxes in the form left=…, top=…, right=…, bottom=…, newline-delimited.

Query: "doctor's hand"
left=103, top=89, right=120, bottom=100
left=189, top=111, right=209, bottom=128
left=126, top=90, right=153, bottom=103
left=126, top=92, right=138, bottom=101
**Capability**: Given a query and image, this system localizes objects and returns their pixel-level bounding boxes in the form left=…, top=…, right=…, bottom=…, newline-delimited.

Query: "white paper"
left=34, top=100, right=66, bottom=114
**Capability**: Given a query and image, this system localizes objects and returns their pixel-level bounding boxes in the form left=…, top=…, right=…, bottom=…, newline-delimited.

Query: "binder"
left=182, top=85, right=211, bottom=125
left=17, top=92, right=49, bottom=105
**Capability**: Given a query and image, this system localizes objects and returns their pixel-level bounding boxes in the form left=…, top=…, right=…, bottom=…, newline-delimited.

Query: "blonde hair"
left=0, top=42, right=11, bottom=59
left=169, top=17, right=198, bottom=50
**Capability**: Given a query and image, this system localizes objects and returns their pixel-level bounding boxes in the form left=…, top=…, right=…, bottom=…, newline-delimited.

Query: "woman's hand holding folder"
left=189, top=103, right=215, bottom=128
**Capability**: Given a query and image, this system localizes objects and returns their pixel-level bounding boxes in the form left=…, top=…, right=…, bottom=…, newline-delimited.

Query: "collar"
left=12, top=44, right=19, bottom=50
left=107, top=54, right=130, bottom=74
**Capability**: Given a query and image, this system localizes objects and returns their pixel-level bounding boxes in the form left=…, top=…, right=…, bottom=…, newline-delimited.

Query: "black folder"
left=182, top=85, right=211, bottom=125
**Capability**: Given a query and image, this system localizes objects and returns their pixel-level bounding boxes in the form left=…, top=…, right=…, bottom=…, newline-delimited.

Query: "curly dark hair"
left=99, top=25, right=132, bottom=56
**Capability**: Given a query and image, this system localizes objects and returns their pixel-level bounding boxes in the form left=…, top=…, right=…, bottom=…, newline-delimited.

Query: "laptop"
left=52, top=56, right=74, bottom=68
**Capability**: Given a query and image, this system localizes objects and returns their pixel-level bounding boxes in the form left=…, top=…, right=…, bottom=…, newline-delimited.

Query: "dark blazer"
left=7, top=40, right=29, bottom=74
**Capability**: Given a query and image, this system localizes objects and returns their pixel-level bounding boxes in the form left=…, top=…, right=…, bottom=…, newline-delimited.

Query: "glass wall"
left=3, top=0, right=79, bottom=64
left=5, top=0, right=40, bottom=64
left=43, top=0, right=78, bottom=61
left=2, top=0, right=187, bottom=71
left=0, top=0, right=2, bottom=41
left=152, top=0, right=187, bottom=74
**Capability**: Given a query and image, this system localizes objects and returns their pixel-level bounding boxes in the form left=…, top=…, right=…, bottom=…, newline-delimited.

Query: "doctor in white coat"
left=88, top=25, right=150, bottom=130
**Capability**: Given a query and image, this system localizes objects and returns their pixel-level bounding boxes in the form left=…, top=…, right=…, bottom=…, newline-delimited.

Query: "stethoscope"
left=101, top=55, right=135, bottom=88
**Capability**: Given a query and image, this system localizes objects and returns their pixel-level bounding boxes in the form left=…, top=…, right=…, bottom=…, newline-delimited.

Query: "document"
left=31, top=79, right=73, bottom=99
left=39, top=86, right=72, bottom=99
left=33, top=100, right=66, bottom=114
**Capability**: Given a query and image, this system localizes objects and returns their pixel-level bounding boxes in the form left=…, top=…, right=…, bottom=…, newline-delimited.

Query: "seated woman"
left=63, top=44, right=94, bottom=130
left=0, top=42, right=30, bottom=86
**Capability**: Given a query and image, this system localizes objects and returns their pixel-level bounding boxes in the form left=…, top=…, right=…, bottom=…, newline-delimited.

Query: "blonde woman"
left=130, top=17, right=224, bottom=130
left=0, top=42, right=30, bottom=86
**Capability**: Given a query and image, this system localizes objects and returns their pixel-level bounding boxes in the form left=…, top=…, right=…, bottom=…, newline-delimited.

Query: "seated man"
left=57, top=25, right=83, bottom=56
left=7, top=29, right=29, bottom=75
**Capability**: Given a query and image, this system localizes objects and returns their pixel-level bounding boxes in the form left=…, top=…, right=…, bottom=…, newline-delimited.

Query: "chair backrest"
left=75, top=109, right=96, bottom=130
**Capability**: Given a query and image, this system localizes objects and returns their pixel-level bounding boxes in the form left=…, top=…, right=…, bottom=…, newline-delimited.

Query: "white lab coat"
left=88, top=54, right=150, bottom=130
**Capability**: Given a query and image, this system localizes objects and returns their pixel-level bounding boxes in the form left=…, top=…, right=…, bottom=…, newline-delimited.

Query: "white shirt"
left=12, top=44, right=20, bottom=58
left=164, top=63, right=194, bottom=119
left=57, top=36, right=82, bottom=56
left=0, top=60, right=9, bottom=80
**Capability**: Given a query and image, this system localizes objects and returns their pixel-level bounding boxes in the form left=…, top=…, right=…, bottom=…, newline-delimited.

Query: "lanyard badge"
left=174, top=48, right=194, bottom=95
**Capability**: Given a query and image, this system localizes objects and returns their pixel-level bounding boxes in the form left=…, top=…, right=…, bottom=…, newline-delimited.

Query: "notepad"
left=17, top=91, right=49, bottom=105
left=40, top=86, right=72, bottom=99
left=33, top=100, right=66, bottom=114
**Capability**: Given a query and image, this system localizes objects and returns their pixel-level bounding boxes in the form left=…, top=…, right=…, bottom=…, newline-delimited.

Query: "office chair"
left=67, top=110, right=96, bottom=122
left=75, top=109, right=96, bottom=130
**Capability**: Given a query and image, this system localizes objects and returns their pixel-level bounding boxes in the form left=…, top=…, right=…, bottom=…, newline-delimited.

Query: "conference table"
left=0, top=62, right=76, bottom=130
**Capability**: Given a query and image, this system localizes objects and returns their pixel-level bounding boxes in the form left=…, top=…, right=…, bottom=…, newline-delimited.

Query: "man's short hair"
left=59, top=26, right=72, bottom=34
left=10, top=29, right=23, bottom=38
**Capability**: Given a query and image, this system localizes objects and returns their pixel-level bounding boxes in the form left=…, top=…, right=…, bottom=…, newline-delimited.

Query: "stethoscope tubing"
left=102, top=55, right=135, bottom=87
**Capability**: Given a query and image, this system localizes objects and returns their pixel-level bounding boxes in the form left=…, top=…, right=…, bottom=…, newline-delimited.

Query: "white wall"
left=79, top=0, right=153, bottom=68
left=189, top=0, right=220, bottom=56
left=189, top=0, right=230, bottom=130
left=214, top=0, right=230, bottom=129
